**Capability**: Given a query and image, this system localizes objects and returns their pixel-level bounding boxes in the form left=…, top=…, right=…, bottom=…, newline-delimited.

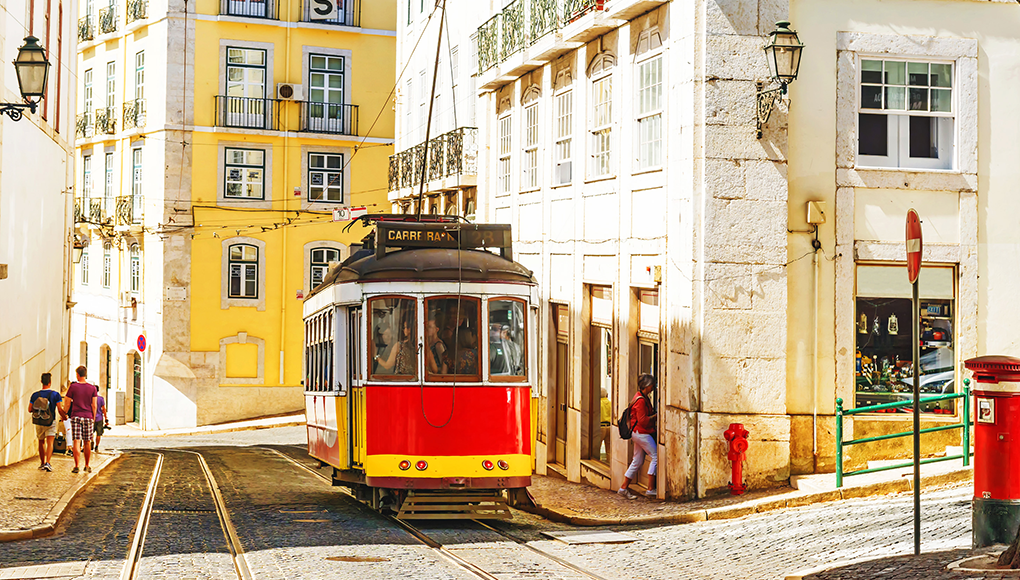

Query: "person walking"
left=93, top=391, right=109, bottom=453
left=62, top=366, right=98, bottom=474
left=28, top=373, right=62, bottom=472
left=618, top=374, right=658, bottom=500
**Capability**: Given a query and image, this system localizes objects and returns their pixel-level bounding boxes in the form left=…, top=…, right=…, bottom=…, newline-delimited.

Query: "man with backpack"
left=617, top=373, right=658, bottom=500
left=28, top=373, right=62, bottom=472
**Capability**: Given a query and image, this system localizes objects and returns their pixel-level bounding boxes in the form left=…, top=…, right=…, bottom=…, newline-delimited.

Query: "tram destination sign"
left=376, top=222, right=513, bottom=260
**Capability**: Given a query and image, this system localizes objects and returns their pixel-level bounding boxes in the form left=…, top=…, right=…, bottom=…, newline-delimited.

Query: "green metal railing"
left=835, top=379, right=972, bottom=488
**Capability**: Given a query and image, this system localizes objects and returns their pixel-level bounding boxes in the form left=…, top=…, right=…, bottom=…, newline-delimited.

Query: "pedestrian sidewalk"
left=787, top=547, right=1008, bottom=579
left=104, top=413, right=305, bottom=438
left=0, top=450, right=118, bottom=541
left=521, top=456, right=973, bottom=526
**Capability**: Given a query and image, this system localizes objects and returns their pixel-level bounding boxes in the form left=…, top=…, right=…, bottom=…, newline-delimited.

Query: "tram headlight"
left=399, top=460, right=411, bottom=471
left=482, top=460, right=494, bottom=471
left=497, top=460, right=510, bottom=471
left=415, top=460, right=428, bottom=471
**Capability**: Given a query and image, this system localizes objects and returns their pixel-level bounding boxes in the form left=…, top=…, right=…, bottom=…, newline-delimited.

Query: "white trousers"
left=624, top=432, right=658, bottom=479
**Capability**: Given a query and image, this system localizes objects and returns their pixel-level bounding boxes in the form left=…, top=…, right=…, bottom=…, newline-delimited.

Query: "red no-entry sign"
left=906, top=209, right=923, bottom=284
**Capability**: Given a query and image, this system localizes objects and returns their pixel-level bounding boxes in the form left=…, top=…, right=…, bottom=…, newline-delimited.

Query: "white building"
left=0, top=4, right=78, bottom=465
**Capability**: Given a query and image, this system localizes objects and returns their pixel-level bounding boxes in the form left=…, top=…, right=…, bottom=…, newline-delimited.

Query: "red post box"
left=964, top=355, right=1020, bottom=548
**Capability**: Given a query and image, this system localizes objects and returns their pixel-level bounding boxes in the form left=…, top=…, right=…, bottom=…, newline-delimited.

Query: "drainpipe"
left=279, top=0, right=293, bottom=386
left=791, top=201, right=825, bottom=465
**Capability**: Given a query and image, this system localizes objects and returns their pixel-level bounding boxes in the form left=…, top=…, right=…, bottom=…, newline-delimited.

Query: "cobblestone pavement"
left=0, top=451, right=116, bottom=532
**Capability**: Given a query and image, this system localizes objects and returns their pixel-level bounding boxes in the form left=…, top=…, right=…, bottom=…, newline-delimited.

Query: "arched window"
left=310, top=247, right=340, bottom=288
left=228, top=244, right=259, bottom=298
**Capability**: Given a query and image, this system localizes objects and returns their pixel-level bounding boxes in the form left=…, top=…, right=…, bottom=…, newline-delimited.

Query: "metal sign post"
left=906, top=208, right=923, bottom=556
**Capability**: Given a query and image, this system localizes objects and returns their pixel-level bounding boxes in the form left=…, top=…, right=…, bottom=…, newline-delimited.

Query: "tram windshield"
left=425, top=297, right=481, bottom=379
left=369, top=297, right=418, bottom=380
left=488, top=299, right=526, bottom=379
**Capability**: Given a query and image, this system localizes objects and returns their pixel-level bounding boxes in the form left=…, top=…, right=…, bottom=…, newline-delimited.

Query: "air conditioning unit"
left=277, top=83, right=304, bottom=101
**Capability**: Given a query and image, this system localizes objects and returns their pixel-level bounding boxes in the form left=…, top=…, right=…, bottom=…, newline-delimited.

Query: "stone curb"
left=106, top=418, right=305, bottom=439
left=519, top=467, right=973, bottom=527
left=0, top=451, right=122, bottom=542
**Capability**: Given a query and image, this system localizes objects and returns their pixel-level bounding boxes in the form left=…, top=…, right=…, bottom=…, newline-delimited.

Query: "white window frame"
left=106, top=61, right=115, bottom=110
left=307, top=152, right=344, bottom=203
left=129, top=244, right=140, bottom=293
left=82, top=154, right=93, bottom=200
left=589, top=74, right=612, bottom=178
left=135, top=51, right=144, bottom=101
left=553, top=89, right=573, bottom=186
left=83, top=68, right=93, bottom=116
left=221, top=236, right=266, bottom=310
left=224, top=147, right=265, bottom=200
left=635, top=54, right=663, bottom=171
left=131, top=147, right=143, bottom=221
left=81, top=247, right=89, bottom=285
left=498, top=112, right=512, bottom=196
left=311, top=247, right=341, bottom=288
left=104, top=152, right=115, bottom=215
left=102, top=242, right=112, bottom=289
left=522, top=98, right=539, bottom=191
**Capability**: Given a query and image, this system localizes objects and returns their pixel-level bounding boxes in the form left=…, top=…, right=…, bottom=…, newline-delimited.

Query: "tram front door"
left=348, top=307, right=364, bottom=468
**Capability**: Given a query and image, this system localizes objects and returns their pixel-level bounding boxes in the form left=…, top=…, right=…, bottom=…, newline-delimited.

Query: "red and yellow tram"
left=302, top=217, right=536, bottom=518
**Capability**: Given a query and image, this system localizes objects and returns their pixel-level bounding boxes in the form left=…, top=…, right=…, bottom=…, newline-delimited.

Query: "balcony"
left=125, top=0, right=147, bottom=23
left=562, top=0, right=599, bottom=23
left=220, top=0, right=278, bottom=20
left=89, top=199, right=103, bottom=224
left=300, top=102, right=358, bottom=135
left=116, top=195, right=141, bottom=226
left=95, top=108, right=117, bottom=135
left=123, top=98, right=146, bottom=129
left=215, top=96, right=280, bottom=130
left=76, top=114, right=93, bottom=139
left=78, top=15, right=94, bottom=42
left=99, top=5, right=118, bottom=34
left=74, top=197, right=86, bottom=223
left=388, top=127, right=478, bottom=194
left=301, top=0, right=359, bottom=26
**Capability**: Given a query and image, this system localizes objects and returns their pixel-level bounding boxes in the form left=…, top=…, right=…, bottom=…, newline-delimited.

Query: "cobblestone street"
left=0, top=428, right=980, bottom=579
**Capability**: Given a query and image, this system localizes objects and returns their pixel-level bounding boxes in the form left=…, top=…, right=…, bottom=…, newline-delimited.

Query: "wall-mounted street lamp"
left=72, top=235, right=85, bottom=264
left=756, top=21, right=804, bottom=139
left=1, top=36, right=50, bottom=121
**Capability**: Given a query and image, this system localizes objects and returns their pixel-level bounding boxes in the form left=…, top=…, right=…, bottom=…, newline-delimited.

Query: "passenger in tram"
left=425, top=314, right=449, bottom=374
left=451, top=327, right=479, bottom=375
left=373, top=316, right=417, bottom=377
left=372, top=323, right=397, bottom=375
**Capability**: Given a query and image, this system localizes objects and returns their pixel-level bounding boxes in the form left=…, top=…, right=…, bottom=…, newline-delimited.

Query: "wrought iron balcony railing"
left=115, top=195, right=139, bottom=225
left=530, top=0, right=558, bottom=42
left=95, top=108, right=116, bottom=135
left=501, top=0, right=525, bottom=60
left=89, top=199, right=103, bottom=224
left=476, top=0, right=609, bottom=72
left=123, top=98, right=146, bottom=129
left=125, top=0, right=147, bottom=22
left=562, top=0, right=599, bottom=22
left=99, top=5, right=118, bottom=34
left=477, top=14, right=500, bottom=72
left=102, top=195, right=115, bottom=221
left=220, top=0, right=278, bottom=19
left=302, top=0, right=359, bottom=26
left=76, top=114, right=93, bottom=139
left=300, top=102, right=358, bottom=135
left=78, top=15, right=94, bottom=42
left=74, top=197, right=86, bottom=223
left=388, top=127, right=478, bottom=193
left=215, top=96, right=280, bottom=130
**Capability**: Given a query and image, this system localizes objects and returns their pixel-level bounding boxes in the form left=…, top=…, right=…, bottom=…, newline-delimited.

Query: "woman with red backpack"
left=618, top=374, right=658, bottom=499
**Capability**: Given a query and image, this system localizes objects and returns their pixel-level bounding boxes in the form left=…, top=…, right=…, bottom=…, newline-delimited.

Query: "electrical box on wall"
left=807, top=201, right=826, bottom=225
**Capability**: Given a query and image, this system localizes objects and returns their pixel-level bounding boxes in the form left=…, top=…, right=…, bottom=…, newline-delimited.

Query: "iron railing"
left=300, top=102, right=358, bottom=135
left=220, top=0, right=278, bottom=19
left=501, top=0, right=525, bottom=59
left=476, top=0, right=607, bottom=72
left=214, top=96, right=280, bottom=130
left=74, top=197, right=86, bottom=223
left=76, top=114, right=93, bottom=139
left=388, top=127, right=478, bottom=192
left=530, top=0, right=558, bottom=42
left=302, top=0, right=359, bottom=26
left=115, top=195, right=137, bottom=225
left=563, top=0, right=599, bottom=22
left=89, top=199, right=103, bottom=224
left=835, top=379, right=972, bottom=488
left=99, top=5, right=117, bottom=34
left=123, top=98, right=146, bottom=129
left=126, top=0, right=147, bottom=23
left=477, top=14, right=500, bottom=72
left=78, top=15, right=94, bottom=42
left=95, top=108, right=116, bottom=134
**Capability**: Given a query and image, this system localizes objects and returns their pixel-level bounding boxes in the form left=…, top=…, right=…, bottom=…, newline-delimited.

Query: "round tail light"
left=415, top=460, right=428, bottom=471
left=399, top=460, right=411, bottom=471
left=482, top=460, right=494, bottom=471
left=497, top=460, right=509, bottom=471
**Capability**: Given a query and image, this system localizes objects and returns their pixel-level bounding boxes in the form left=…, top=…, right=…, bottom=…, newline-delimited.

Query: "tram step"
left=396, top=491, right=512, bottom=520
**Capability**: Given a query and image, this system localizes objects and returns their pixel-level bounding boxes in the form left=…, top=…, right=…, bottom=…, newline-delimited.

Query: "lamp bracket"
left=756, top=81, right=786, bottom=139
left=0, top=101, right=35, bottom=121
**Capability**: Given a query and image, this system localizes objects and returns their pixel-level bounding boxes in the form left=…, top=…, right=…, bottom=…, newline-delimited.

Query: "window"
left=858, top=59, right=954, bottom=170
left=308, top=54, right=347, bottom=132
left=224, top=148, right=265, bottom=199
left=134, top=51, right=144, bottom=100
left=498, top=114, right=512, bottom=196
left=308, top=152, right=343, bottom=202
left=80, top=247, right=89, bottom=285
left=106, top=61, right=115, bottom=109
left=590, top=75, right=612, bottom=177
left=104, top=152, right=114, bottom=214
left=488, top=299, right=526, bottom=380
left=305, top=309, right=334, bottom=392
left=131, top=148, right=142, bottom=220
left=310, top=247, right=340, bottom=288
left=369, top=297, right=418, bottom=380
left=226, top=47, right=267, bottom=126
left=228, top=244, right=259, bottom=298
left=425, top=297, right=481, bottom=380
left=129, top=244, right=140, bottom=293
left=82, top=155, right=92, bottom=199
left=404, top=78, right=412, bottom=138
left=83, top=68, right=93, bottom=116
left=554, top=90, right=572, bottom=185
left=419, top=70, right=427, bottom=141
left=522, top=102, right=539, bottom=190
left=636, top=55, right=663, bottom=169
left=102, top=242, right=111, bottom=288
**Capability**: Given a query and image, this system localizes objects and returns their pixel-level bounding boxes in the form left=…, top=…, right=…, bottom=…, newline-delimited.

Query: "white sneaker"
left=644, top=489, right=658, bottom=497
left=617, top=488, right=638, bottom=500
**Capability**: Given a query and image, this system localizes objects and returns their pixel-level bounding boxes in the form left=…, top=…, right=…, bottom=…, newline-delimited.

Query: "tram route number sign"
left=376, top=222, right=513, bottom=259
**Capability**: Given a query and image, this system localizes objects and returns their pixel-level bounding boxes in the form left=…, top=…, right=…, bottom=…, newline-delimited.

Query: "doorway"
left=588, top=286, right=614, bottom=467
left=549, top=304, right=569, bottom=466
left=132, top=353, right=141, bottom=424
left=348, top=307, right=364, bottom=468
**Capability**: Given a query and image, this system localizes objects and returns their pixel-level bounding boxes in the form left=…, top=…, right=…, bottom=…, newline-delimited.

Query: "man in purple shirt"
left=62, top=366, right=98, bottom=474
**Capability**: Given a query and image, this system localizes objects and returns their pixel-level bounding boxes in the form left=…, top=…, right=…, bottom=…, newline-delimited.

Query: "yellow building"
left=71, top=0, right=395, bottom=429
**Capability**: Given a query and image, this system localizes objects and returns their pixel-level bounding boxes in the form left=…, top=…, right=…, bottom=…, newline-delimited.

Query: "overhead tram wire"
left=415, top=0, right=447, bottom=221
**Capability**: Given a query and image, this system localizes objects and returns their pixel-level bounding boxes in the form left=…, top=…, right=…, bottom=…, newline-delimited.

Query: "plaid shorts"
left=70, top=416, right=94, bottom=442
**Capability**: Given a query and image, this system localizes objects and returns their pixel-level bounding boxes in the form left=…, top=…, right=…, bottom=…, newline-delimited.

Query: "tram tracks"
left=266, top=447, right=609, bottom=580
left=121, top=450, right=252, bottom=580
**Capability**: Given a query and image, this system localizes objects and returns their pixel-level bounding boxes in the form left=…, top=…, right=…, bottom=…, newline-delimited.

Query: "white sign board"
left=331, top=206, right=368, bottom=222
left=308, top=0, right=338, bottom=20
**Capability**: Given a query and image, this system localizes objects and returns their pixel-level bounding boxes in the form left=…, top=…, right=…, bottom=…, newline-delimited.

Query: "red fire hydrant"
left=724, top=423, right=749, bottom=495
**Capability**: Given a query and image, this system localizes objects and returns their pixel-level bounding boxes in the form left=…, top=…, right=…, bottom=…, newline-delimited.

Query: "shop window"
left=368, top=297, right=418, bottom=381
left=488, top=298, right=526, bottom=380
left=855, top=265, right=956, bottom=414
left=425, top=296, right=481, bottom=380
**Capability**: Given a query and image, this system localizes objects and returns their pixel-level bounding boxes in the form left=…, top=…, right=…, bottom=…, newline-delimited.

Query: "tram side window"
left=425, top=297, right=481, bottom=379
left=488, top=299, right=526, bottom=379
left=369, top=297, right=418, bottom=380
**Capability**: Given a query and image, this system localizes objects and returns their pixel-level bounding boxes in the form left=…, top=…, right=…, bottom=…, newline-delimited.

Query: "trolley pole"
left=912, top=276, right=920, bottom=556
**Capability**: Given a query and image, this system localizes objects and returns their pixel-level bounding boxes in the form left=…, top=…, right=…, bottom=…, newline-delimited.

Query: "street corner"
left=785, top=548, right=999, bottom=580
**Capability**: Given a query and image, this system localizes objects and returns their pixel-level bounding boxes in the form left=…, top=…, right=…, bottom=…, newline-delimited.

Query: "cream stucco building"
left=388, top=0, right=1017, bottom=499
